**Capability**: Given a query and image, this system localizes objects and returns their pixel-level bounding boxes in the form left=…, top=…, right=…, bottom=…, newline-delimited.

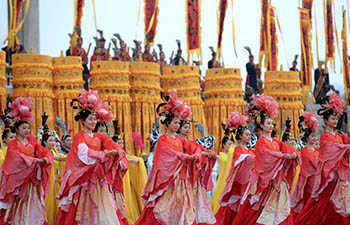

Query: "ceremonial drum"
left=90, top=61, right=134, bottom=154
left=264, top=71, right=304, bottom=140
left=129, top=62, right=162, bottom=155
left=162, top=65, right=206, bottom=140
left=11, top=54, right=54, bottom=134
left=204, top=68, right=245, bottom=152
left=0, top=52, right=7, bottom=111
left=52, top=56, right=84, bottom=136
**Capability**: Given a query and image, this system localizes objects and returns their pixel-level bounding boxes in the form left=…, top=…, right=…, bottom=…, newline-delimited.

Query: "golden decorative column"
left=129, top=62, right=162, bottom=155
left=90, top=61, right=134, bottom=154
left=52, top=56, right=84, bottom=137
left=162, top=65, right=206, bottom=140
left=204, top=68, right=245, bottom=152
left=0, top=52, right=8, bottom=111
left=11, top=54, right=54, bottom=134
left=264, top=71, right=304, bottom=140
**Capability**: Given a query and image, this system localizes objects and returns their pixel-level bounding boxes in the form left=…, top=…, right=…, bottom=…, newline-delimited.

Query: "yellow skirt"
left=123, top=155, right=148, bottom=224
left=210, top=145, right=236, bottom=214
left=45, top=152, right=66, bottom=225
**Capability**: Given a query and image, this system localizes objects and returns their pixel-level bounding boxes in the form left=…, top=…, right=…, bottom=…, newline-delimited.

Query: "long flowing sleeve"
left=0, top=139, right=53, bottom=202
left=141, top=135, right=188, bottom=207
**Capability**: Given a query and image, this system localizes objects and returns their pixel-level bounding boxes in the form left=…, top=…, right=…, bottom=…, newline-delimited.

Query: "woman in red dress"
left=0, top=97, right=53, bottom=225
left=295, top=92, right=350, bottom=225
left=135, top=90, right=200, bottom=225
left=178, top=120, right=217, bottom=225
left=215, top=111, right=255, bottom=225
left=56, top=89, right=128, bottom=225
left=232, top=94, right=299, bottom=225
left=291, top=110, right=321, bottom=215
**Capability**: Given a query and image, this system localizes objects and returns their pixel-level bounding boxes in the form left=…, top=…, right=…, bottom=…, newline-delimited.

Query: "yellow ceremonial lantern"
left=11, top=54, right=54, bottom=134
left=129, top=62, right=162, bottom=155
left=162, top=65, right=206, bottom=140
left=204, top=68, right=245, bottom=152
left=264, top=71, right=304, bottom=140
left=0, top=51, right=8, bottom=111
left=90, top=61, right=134, bottom=154
left=52, top=56, right=84, bottom=136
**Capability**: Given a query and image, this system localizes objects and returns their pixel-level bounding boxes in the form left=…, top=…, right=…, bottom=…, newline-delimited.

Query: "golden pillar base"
left=264, top=71, right=304, bottom=140
left=90, top=61, right=134, bottom=154
left=129, top=62, right=162, bottom=155
left=11, top=54, right=54, bottom=134
left=162, top=65, right=206, bottom=140
left=0, top=52, right=8, bottom=112
left=52, top=56, right=84, bottom=137
left=204, top=68, right=245, bottom=152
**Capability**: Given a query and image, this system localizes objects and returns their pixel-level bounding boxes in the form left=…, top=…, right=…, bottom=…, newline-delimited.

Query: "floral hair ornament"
left=327, top=91, right=344, bottom=115
left=96, top=101, right=113, bottom=123
left=71, top=89, right=101, bottom=114
left=298, top=110, right=319, bottom=133
left=8, top=97, right=34, bottom=122
left=157, top=89, right=192, bottom=124
left=317, top=91, right=344, bottom=118
left=252, top=94, right=279, bottom=118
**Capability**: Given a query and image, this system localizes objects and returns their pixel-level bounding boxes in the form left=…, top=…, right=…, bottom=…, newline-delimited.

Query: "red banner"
left=144, top=0, right=159, bottom=46
left=258, top=0, right=269, bottom=64
left=74, top=0, right=84, bottom=28
left=342, top=10, right=350, bottom=105
left=216, top=0, right=228, bottom=58
left=186, top=0, right=201, bottom=62
left=325, top=0, right=335, bottom=64
left=267, top=5, right=278, bottom=71
left=302, top=0, right=313, bottom=22
left=300, top=8, right=313, bottom=90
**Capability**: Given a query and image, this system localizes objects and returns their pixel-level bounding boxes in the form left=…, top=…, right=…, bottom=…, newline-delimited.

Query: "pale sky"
left=0, top=0, right=348, bottom=96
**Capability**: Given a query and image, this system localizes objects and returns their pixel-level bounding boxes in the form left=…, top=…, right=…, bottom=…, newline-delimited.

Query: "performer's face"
left=223, top=139, right=233, bottom=152
left=16, top=123, right=30, bottom=138
left=4, top=132, right=15, bottom=145
left=168, top=117, right=180, bottom=134
left=307, top=132, right=317, bottom=146
left=286, top=136, right=295, bottom=147
left=45, top=136, right=56, bottom=150
left=97, top=125, right=107, bottom=135
left=262, top=118, right=274, bottom=134
left=240, top=129, right=251, bottom=145
left=63, top=136, right=72, bottom=149
left=117, top=139, right=124, bottom=148
left=179, top=123, right=191, bottom=138
left=83, top=114, right=97, bottom=132
left=325, top=114, right=339, bottom=129
left=55, top=142, right=62, bottom=151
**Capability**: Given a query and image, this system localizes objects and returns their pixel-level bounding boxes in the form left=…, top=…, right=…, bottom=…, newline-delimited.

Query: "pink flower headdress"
left=72, top=89, right=113, bottom=122
left=225, top=111, right=247, bottom=130
left=252, top=94, right=279, bottom=118
left=157, top=89, right=192, bottom=124
left=9, top=97, right=34, bottom=122
left=298, top=110, right=319, bottom=141
left=327, top=92, right=344, bottom=115
left=96, top=102, right=113, bottom=123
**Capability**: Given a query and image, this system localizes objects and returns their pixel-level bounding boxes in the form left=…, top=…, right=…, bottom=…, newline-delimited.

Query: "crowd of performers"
left=0, top=87, right=348, bottom=225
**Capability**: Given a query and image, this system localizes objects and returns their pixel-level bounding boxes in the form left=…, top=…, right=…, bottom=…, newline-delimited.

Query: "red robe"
left=90, top=48, right=108, bottom=62
left=295, top=132, right=350, bottom=225
left=232, top=136, right=299, bottom=225
left=142, top=52, right=154, bottom=62
left=72, top=46, right=88, bottom=63
left=56, top=131, right=128, bottom=225
left=185, top=141, right=217, bottom=225
left=135, top=134, right=200, bottom=225
left=216, top=146, right=255, bottom=225
left=0, top=138, right=53, bottom=225
left=291, top=147, right=321, bottom=214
